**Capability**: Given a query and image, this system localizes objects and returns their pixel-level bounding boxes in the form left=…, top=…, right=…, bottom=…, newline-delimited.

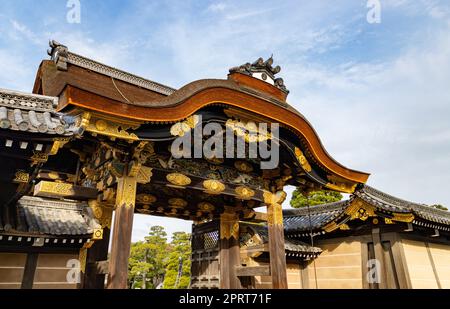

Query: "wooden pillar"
left=82, top=228, right=111, bottom=289
left=265, top=191, right=288, bottom=289
left=219, top=208, right=242, bottom=289
left=372, top=228, right=387, bottom=289
left=107, top=175, right=137, bottom=289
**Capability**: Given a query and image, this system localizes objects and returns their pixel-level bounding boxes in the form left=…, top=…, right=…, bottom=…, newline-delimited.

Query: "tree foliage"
left=128, top=226, right=170, bottom=289
left=163, top=232, right=192, bottom=289
left=128, top=226, right=192, bottom=289
left=430, top=204, right=448, bottom=211
left=290, top=189, right=343, bottom=208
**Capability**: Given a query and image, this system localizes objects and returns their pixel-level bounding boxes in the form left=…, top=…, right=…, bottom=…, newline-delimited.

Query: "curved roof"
left=34, top=41, right=370, bottom=185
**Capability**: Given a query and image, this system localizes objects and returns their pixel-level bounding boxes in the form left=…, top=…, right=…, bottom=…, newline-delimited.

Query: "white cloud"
left=10, top=19, right=43, bottom=45
left=207, top=2, right=227, bottom=12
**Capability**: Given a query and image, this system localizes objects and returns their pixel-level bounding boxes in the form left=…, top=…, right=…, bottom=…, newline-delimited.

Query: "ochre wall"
left=0, top=253, right=26, bottom=289
left=428, top=242, right=450, bottom=288
left=254, top=262, right=302, bottom=289
left=402, top=239, right=450, bottom=289
left=306, top=240, right=362, bottom=289
left=32, top=253, right=79, bottom=289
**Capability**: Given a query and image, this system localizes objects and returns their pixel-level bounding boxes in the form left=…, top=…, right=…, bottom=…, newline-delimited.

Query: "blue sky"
left=1, top=0, right=450, bottom=241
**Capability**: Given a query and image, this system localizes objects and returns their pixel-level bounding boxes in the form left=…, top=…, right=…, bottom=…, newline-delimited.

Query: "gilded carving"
left=294, top=147, right=312, bottom=173
left=85, top=115, right=139, bottom=141
left=92, top=228, right=104, bottom=240
left=323, top=221, right=339, bottom=233
left=31, top=151, right=49, bottom=166
left=136, top=194, right=157, bottom=205
left=166, top=173, right=191, bottom=187
left=234, top=161, right=253, bottom=173
left=13, top=171, right=30, bottom=183
left=263, top=190, right=287, bottom=205
left=267, top=202, right=283, bottom=226
left=235, top=186, right=255, bottom=200
left=88, top=200, right=113, bottom=229
left=203, top=180, right=226, bottom=195
left=326, top=175, right=358, bottom=194
left=170, top=115, right=200, bottom=137
left=95, top=120, right=108, bottom=131
left=220, top=208, right=239, bottom=240
left=116, top=176, right=137, bottom=208
left=169, top=198, right=188, bottom=209
left=49, top=138, right=71, bottom=156
left=339, top=223, right=350, bottom=230
left=79, top=247, right=87, bottom=274
left=345, top=199, right=415, bottom=224
left=392, top=212, right=414, bottom=223
left=35, top=181, right=74, bottom=195
left=226, top=119, right=271, bottom=143
left=198, top=202, right=215, bottom=212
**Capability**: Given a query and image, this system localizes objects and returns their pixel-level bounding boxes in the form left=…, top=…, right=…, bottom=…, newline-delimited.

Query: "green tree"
left=128, top=226, right=170, bottom=289
left=163, top=232, right=192, bottom=289
left=430, top=204, right=448, bottom=211
left=290, top=189, right=343, bottom=208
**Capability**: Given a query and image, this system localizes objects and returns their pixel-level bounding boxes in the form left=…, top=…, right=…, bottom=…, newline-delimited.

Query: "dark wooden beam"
left=267, top=202, right=288, bottom=289
left=236, top=266, right=270, bottom=277
left=107, top=176, right=137, bottom=289
left=21, top=253, right=38, bottom=289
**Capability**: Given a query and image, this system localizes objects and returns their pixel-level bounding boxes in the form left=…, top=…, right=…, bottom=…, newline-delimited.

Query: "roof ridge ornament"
left=48, top=40, right=69, bottom=70
left=46, top=40, right=176, bottom=96
left=229, top=56, right=289, bottom=94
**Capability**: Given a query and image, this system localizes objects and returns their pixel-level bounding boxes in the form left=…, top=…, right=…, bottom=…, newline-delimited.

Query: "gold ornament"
left=326, top=175, right=358, bottom=194
left=31, top=151, right=49, bottom=166
left=95, top=120, right=108, bottom=131
left=49, top=138, right=70, bottom=156
left=203, top=180, right=225, bottom=195
left=85, top=115, right=140, bottom=141
left=294, top=147, right=312, bottom=173
left=92, top=228, right=104, bottom=240
left=234, top=161, right=253, bottom=173
left=198, top=202, right=215, bottom=212
left=170, top=115, right=200, bottom=137
left=169, top=198, right=188, bottom=209
left=13, top=171, right=30, bottom=183
left=166, top=173, right=191, bottom=187
left=235, top=186, right=255, bottom=200
left=136, top=194, right=157, bottom=204
left=220, top=209, right=240, bottom=239
left=263, top=190, right=287, bottom=205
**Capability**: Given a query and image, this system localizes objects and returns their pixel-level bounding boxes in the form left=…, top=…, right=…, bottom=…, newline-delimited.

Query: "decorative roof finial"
left=47, top=40, right=69, bottom=71
left=229, top=56, right=288, bottom=94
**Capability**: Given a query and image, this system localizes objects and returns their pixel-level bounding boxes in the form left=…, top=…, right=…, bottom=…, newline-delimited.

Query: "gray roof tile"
left=15, top=196, right=101, bottom=236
